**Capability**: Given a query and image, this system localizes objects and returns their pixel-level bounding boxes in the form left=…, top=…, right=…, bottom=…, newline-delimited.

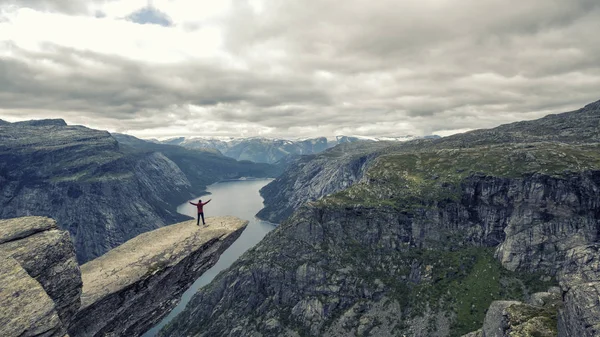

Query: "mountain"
left=111, top=133, right=281, bottom=188
left=157, top=135, right=425, bottom=164
left=0, top=120, right=277, bottom=263
left=159, top=100, right=600, bottom=336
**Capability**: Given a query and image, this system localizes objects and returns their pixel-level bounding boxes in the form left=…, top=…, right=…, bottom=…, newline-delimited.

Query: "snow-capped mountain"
left=157, top=135, right=436, bottom=164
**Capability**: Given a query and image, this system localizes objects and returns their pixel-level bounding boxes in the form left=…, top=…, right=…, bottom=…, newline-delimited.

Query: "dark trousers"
left=197, top=212, right=205, bottom=225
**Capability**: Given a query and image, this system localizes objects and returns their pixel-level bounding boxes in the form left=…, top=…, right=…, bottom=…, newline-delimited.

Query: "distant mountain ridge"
left=156, top=134, right=433, bottom=164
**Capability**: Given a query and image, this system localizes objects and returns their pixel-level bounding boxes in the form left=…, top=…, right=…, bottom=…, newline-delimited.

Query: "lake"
left=142, top=178, right=277, bottom=336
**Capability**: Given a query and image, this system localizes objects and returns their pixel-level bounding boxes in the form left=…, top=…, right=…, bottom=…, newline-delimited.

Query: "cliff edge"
left=0, top=215, right=247, bottom=337
left=0, top=216, right=80, bottom=337
left=69, top=215, right=248, bottom=337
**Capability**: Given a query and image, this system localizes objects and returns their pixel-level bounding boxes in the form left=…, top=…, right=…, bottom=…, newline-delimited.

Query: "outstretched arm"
left=203, top=199, right=212, bottom=205
left=189, top=202, right=197, bottom=206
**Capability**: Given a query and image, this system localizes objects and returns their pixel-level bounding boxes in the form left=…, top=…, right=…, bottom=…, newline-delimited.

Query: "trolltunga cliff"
left=0, top=215, right=247, bottom=337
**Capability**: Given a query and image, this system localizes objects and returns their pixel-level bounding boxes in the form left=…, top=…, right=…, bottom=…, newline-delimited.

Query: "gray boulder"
left=0, top=216, right=81, bottom=326
left=0, top=254, right=65, bottom=337
left=558, top=244, right=600, bottom=337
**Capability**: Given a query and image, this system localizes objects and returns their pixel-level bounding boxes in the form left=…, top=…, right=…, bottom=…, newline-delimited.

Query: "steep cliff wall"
left=0, top=122, right=194, bottom=263
left=557, top=244, right=600, bottom=337
left=0, top=216, right=81, bottom=337
left=161, top=167, right=599, bottom=336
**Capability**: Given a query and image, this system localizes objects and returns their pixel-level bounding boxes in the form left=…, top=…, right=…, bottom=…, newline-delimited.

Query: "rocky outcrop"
left=0, top=254, right=65, bottom=337
left=0, top=120, right=274, bottom=263
left=69, top=216, right=247, bottom=337
left=0, top=215, right=247, bottom=337
left=0, top=216, right=81, bottom=327
left=557, top=244, right=600, bottom=337
left=0, top=216, right=81, bottom=337
left=463, top=289, right=561, bottom=337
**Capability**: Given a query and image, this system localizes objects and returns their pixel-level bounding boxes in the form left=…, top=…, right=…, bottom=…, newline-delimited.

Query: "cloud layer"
left=0, top=0, right=599, bottom=138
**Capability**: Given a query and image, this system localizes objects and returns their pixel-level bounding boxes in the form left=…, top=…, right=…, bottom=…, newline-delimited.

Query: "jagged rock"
left=0, top=253, right=65, bottom=337
left=494, top=172, right=600, bottom=275
left=557, top=244, right=600, bottom=337
left=0, top=215, right=247, bottom=337
left=68, top=216, right=248, bottom=337
left=0, top=216, right=81, bottom=326
left=481, top=301, right=523, bottom=337
left=473, top=297, right=560, bottom=337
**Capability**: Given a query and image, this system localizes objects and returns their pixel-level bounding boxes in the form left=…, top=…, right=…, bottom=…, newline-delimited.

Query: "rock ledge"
left=69, top=216, right=247, bottom=336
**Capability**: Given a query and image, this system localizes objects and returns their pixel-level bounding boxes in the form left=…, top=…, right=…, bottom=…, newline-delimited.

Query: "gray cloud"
left=0, top=0, right=599, bottom=138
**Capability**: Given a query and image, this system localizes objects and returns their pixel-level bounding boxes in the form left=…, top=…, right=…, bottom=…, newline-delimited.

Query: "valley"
left=158, top=100, right=600, bottom=336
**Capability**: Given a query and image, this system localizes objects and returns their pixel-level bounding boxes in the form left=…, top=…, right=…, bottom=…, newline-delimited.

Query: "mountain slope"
left=258, top=99, right=600, bottom=223
left=159, top=135, right=424, bottom=164
left=160, top=99, right=600, bottom=337
left=112, top=133, right=281, bottom=188
left=0, top=121, right=276, bottom=263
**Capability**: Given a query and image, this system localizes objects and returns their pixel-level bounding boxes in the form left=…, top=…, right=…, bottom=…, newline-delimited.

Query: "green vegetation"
left=337, top=246, right=557, bottom=337
left=318, top=143, right=600, bottom=208
left=505, top=303, right=559, bottom=337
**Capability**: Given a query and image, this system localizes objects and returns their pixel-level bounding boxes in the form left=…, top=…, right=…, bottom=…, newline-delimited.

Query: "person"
left=189, top=199, right=212, bottom=226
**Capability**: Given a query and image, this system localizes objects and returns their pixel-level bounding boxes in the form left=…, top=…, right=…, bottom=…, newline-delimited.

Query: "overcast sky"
left=0, top=0, right=599, bottom=139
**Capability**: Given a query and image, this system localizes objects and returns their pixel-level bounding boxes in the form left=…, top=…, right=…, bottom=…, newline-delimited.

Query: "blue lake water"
left=142, top=178, right=277, bottom=336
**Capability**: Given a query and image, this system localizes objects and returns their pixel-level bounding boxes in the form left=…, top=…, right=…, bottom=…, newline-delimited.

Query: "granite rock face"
left=557, top=244, right=600, bottom=337
left=69, top=216, right=248, bottom=337
left=0, top=216, right=81, bottom=337
left=0, top=254, right=65, bottom=337
left=0, top=216, right=81, bottom=327
left=466, top=291, right=560, bottom=337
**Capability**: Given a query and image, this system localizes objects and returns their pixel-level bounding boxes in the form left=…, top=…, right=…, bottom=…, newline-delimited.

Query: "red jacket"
left=190, top=200, right=211, bottom=213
